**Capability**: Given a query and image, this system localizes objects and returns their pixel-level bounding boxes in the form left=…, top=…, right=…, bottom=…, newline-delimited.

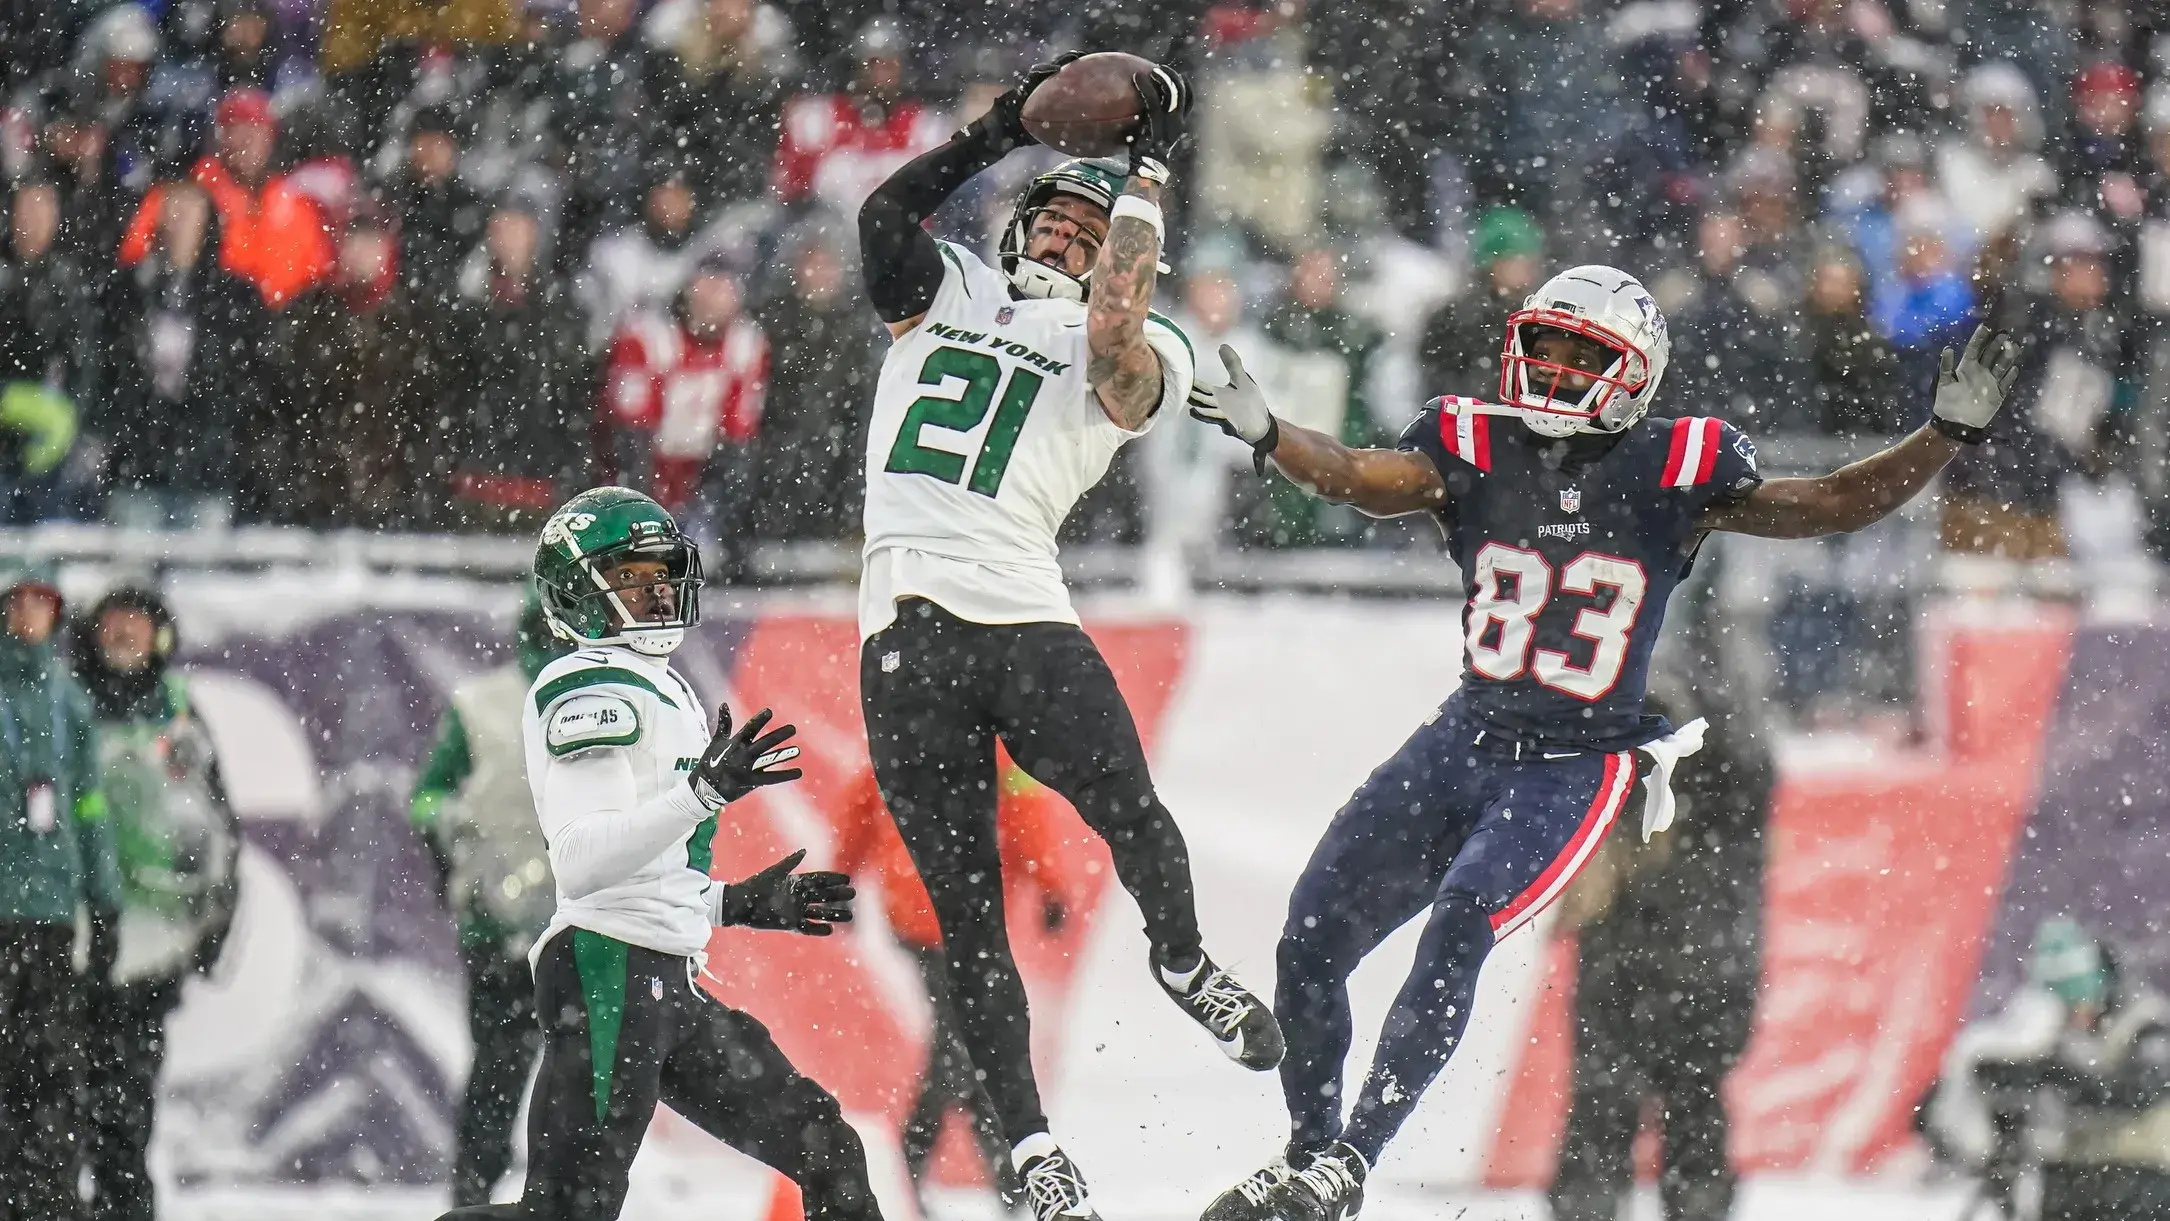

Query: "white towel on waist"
left=1636, top=716, right=1707, bottom=841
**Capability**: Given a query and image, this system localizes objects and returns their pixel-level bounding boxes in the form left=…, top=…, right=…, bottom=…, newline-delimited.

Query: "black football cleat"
left=1155, top=949, right=1286, bottom=1070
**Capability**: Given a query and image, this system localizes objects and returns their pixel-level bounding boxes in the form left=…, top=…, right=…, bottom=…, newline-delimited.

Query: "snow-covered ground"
left=144, top=596, right=1973, bottom=1219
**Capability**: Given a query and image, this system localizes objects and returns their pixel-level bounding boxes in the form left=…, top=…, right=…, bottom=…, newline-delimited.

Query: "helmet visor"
left=1502, top=309, right=1650, bottom=423
left=568, top=536, right=704, bottom=636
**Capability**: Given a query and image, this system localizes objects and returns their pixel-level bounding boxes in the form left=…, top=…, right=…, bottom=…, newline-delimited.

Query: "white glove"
left=1931, top=325, right=2023, bottom=443
left=1187, top=344, right=1280, bottom=473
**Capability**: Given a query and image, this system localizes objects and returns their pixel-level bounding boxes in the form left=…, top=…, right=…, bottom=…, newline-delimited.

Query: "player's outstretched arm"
left=1700, top=326, right=2022, bottom=539
left=1087, top=66, right=1189, bottom=431
left=858, top=54, right=1078, bottom=339
left=1190, top=344, right=1448, bottom=517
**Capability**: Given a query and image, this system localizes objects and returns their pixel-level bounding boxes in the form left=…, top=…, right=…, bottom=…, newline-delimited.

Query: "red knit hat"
left=215, top=87, right=276, bottom=131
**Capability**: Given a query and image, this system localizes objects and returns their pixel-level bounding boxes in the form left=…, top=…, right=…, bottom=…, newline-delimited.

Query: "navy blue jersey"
left=1399, top=396, right=1763, bottom=751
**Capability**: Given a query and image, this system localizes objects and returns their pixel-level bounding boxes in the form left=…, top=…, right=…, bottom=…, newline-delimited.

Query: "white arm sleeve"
left=539, top=749, right=713, bottom=900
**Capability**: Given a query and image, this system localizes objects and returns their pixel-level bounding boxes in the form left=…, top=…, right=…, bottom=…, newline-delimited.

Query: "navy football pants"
left=1277, top=694, right=1638, bottom=1165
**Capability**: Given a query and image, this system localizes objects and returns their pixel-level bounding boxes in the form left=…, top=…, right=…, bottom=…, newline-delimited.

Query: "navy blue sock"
left=1275, top=914, right=1361, bottom=1153
left=1341, top=892, right=1495, bottom=1165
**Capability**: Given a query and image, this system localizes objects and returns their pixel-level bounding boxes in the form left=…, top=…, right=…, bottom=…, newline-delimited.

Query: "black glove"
left=690, top=706, right=802, bottom=809
left=1124, top=64, right=1192, bottom=183
left=87, top=905, right=119, bottom=985
left=966, top=50, right=1086, bottom=152
left=711, top=849, right=856, bottom=936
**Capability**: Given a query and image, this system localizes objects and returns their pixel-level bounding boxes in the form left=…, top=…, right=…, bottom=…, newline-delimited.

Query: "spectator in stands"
left=1663, top=208, right=1805, bottom=430
left=2064, top=63, right=2146, bottom=219
left=644, top=0, right=802, bottom=207
left=73, top=4, right=165, bottom=199
left=284, top=206, right=446, bottom=528
left=1548, top=685, right=1771, bottom=1221
left=33, top=86, right=139, bottom=268
left=103, top=179, right=263, bottom=529
left=384, top=103, right=486, bottom=314
left=543, top=0, right=662, bottom=265
left=1419, top=207, right=1543, bottom=395
left=598, top=258, right=768, bottom=564
left=0, top=560, right=119, bottom=1221
left=441, top=192, right=590, bottom=531
left=119, top=87, right=335, bottom=310
left=772, top=17, right=948, bottom=217
left=1840, top=131, right=1939, bottom=296
left=1240, top=247, right=1387, bottom=548
left=1460, top=0, right=1621, bottom=240
left=318, top=0, right=522, bottom=147
left=1726, top=148, right=1810, bottom=318
left=0, top=176, right=96, bottom=523
left=1947, top=211, right=2125, bottom=560
left=578, top=162, right=726, bottom=350
left=1143, top=263, right=1268, bottom=584
left=409, top=589, right=565, bottom=1208
left=1801, top=244, right=1907, bottom=436
left=71, top=586, right=237, bottom=1221
left=150, top=0, right=276, bottom=120
left=1871, top=200, right=1976, bottom=360
left=1592, top=33, right=1711, bottom=262
left=1192, top=0, right=1330, bottom=254
left=1939, top=63, right=2057, bottom=247
left=753, top=221, right=878, bottom=541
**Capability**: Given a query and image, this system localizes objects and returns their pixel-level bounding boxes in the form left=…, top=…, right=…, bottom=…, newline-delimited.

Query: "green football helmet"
left=998, top=157, right=1167, bottom=303
left=532, top=487, right=703, bottom=656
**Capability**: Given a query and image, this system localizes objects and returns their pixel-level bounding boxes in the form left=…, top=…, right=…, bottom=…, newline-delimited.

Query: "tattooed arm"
left=1085, top=175, right=1167, bottom=431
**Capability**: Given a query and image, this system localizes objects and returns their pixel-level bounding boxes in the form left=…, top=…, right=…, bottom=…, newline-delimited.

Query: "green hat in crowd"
left=2031, top=917, right=2112, bottom=1012
left=1472, top=207, right=1544, bottom=269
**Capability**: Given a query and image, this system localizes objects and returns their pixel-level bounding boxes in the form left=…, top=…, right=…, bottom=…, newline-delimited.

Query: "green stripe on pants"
left=571, top=930, right=630, bottom=1124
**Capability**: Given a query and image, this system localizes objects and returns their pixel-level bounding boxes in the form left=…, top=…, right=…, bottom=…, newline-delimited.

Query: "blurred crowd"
left=1, top=0, right=2168, bottom=569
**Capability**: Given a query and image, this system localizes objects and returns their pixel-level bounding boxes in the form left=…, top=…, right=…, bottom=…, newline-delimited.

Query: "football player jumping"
left=853, top=51, right=1281, bottom=1221
left=1187, top=265, right=2021, bottom=1221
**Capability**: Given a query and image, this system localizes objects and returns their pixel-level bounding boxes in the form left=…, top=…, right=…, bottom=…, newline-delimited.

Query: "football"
left=1021, top=51, right=1152, bottom=158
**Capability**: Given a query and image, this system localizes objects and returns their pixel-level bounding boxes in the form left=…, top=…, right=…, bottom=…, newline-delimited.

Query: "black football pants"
left=435, top=929, right=880, bottom=1221
left=452, top=940, right=543, bottom=1207
left=0, top=920, right=86, bottom=1221
left=1546, top=943, right=1755, bottom=1221
left=861, top=597, right=1203, bottom=1145
left=83, top=975, right=183, bottom=1221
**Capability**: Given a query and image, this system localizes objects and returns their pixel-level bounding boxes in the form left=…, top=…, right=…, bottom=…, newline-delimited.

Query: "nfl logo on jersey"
left=1559, top=487, right=1581, bottom=514
left=996, top=306, right=1015, bottom=325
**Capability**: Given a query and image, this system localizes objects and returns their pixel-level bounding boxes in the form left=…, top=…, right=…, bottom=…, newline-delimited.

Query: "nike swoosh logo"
left=1542, top=751, right=1581, bottom=760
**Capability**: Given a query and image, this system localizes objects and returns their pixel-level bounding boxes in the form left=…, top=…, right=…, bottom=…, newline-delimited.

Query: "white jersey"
left=522, top=645, right=718, bottom=959
left=859, top=240, right=1195, bottom=638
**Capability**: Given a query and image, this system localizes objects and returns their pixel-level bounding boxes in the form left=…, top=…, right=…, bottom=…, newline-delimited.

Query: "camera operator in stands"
left=1548, top=679, right=1775, bottom=1221
left=1923, top=919, right=2170, bottom=1221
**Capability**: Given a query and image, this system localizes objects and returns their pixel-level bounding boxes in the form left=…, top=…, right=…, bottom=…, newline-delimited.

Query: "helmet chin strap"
left=1007, top=256, right=1088, bottom=302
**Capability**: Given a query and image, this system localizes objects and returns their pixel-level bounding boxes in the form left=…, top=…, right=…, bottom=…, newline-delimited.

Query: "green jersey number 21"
left=884, top=346, right=1044, bottom=498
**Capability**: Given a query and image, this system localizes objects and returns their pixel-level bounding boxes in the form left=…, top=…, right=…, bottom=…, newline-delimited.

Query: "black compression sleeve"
left=858, top=126, right=1012, bottom=323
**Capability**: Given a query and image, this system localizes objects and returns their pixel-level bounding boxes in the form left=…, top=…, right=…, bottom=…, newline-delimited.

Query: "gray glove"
left=1931, top=325, right=2023, bottom=444
left=1187, top=344, right=1280, bottom=474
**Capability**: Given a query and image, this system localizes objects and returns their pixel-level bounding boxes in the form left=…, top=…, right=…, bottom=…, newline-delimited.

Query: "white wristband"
left=1110, top=194, right=1165, bottom=242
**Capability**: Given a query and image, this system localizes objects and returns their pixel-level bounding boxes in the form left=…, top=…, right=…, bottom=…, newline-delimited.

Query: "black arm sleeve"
left=858, top=126, right=1010, bottom=324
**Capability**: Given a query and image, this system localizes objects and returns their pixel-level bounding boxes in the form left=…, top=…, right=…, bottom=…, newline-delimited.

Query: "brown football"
left=1021, top=51, right=1151, bottom=158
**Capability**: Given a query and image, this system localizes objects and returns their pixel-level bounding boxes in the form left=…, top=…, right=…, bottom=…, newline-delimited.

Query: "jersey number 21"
left=886, top=346, right=1044, bottom=498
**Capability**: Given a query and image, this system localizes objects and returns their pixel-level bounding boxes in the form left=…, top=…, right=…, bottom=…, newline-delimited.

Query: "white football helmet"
left=1500, top=265, right=1670, bottom=438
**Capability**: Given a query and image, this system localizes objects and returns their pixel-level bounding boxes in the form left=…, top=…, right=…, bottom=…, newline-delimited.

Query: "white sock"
left=1013, top=1130, right=1059, bottom=1172
left=1158, top=955, right=1205, bottom=992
